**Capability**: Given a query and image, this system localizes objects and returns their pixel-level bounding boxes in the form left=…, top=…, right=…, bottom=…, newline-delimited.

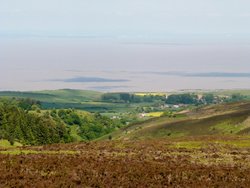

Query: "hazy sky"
left=1, top=0, right=250, bottom=40
left=1, top=1, right=250, bottom=91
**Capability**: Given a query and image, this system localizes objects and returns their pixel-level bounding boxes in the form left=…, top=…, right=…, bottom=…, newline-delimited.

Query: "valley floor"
left=0, top=136, right=250, bottom=187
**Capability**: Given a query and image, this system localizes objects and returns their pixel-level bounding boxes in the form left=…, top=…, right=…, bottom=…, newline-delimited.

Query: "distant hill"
left=0, top=89, right=163, bottom=112
left=100, top=102, right=250, bottom=140
left=0, top=89, right=118, bottom=112
left=0, top=89, right=102, bottom=103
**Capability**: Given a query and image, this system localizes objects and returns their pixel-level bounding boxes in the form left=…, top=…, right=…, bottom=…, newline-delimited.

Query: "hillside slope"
left=101, top=102, right=250, bottom=140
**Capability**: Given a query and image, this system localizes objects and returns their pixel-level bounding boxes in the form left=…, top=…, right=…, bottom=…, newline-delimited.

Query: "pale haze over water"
left=1, top=38, right=250, bottom=92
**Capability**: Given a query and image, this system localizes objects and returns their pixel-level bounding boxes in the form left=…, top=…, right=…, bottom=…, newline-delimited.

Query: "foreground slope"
left=0, top=137, right=250, bottom=187
left=102, top=102, right=250, bottom=140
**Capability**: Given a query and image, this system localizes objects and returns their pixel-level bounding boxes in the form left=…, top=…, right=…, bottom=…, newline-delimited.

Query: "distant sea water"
left=1, top=38, right=250, bottom=92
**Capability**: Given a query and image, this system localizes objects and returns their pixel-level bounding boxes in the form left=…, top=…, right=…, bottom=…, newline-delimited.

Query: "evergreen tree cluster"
left=0, top=99, right=72, bottom=145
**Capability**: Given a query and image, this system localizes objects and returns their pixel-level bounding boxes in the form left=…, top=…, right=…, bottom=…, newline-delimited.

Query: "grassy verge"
left=0, top=140, right=23, bottom=148
left=0, top=149, right=79, bottom=155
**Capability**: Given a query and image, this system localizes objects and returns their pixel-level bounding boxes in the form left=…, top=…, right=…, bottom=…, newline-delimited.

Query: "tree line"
left=101, top=93, right=165, bottom=103
left=165, top=93, right=247, bottom=105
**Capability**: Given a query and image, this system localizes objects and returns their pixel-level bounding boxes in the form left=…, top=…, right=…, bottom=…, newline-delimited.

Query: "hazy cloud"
left=149, top=71, right=250, bottom=78
left=185, top=72, right=250, bottom=78
left=88, top=86, right=130, bottom=91
left=49, top=77, right=129, bottom=83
